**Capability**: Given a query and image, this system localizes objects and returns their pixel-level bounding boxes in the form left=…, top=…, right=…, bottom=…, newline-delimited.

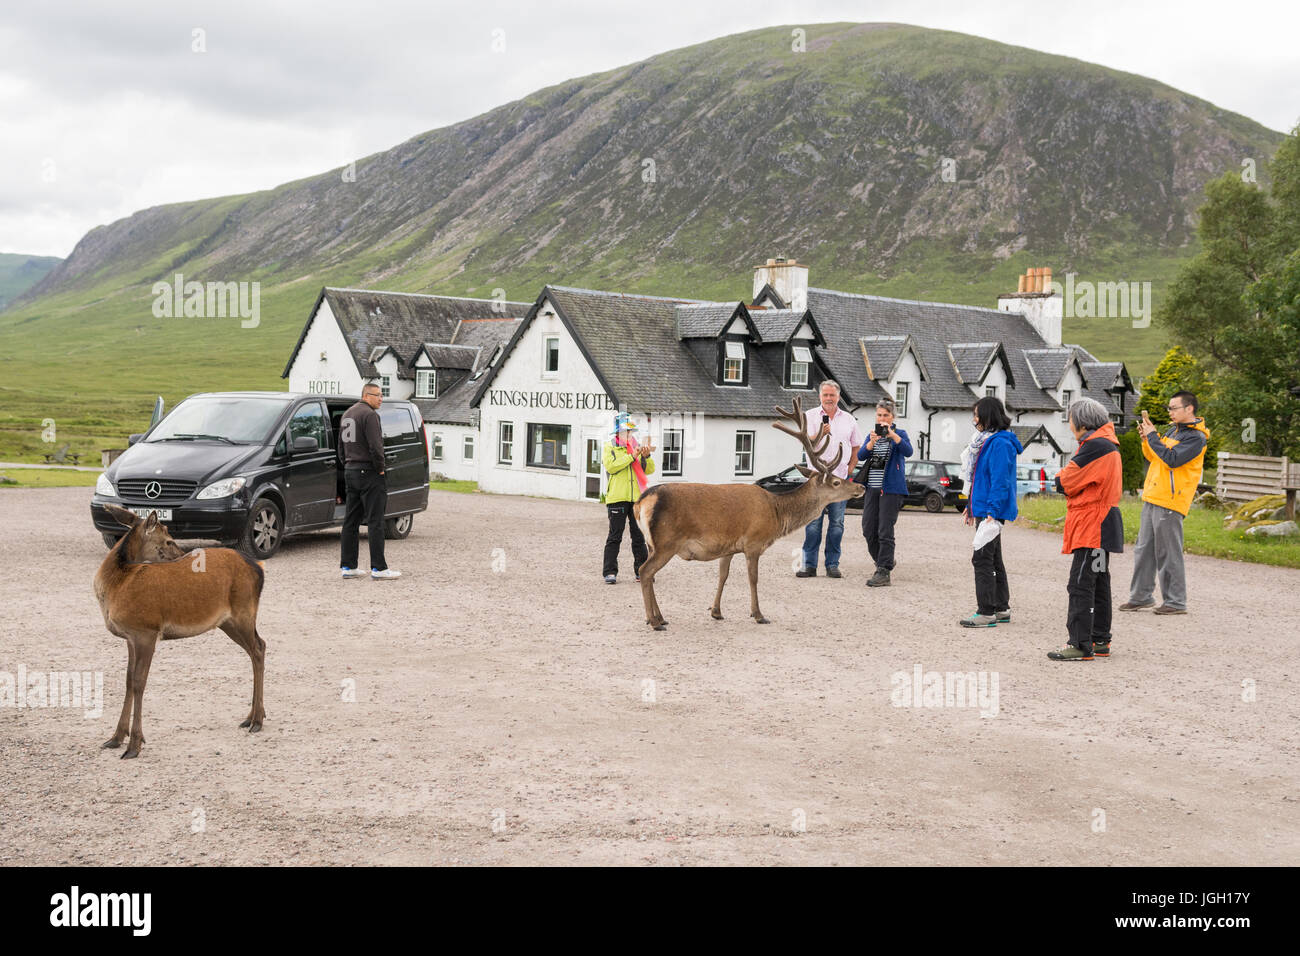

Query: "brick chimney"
left=752, top=256, right=809, bottom=312
left=998, top=266, right=1062, bottom=347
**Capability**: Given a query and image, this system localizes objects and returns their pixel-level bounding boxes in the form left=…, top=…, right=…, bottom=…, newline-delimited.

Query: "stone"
left=1244, top=520, right=1298, bottom=537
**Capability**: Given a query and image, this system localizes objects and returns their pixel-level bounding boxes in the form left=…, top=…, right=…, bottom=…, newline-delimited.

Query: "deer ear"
left=144, top=511, right=159, bottom=530
left=104, top=504, right=137, bottom=528
left=794, top=465, right=815, bottom=479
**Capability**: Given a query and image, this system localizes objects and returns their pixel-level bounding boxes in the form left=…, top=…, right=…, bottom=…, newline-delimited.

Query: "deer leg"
left=122, top=636, right=158, bottom=759
left=638, top=550, right=673, bottom=630
left=746, top=550, right=769, bottom=624
left=711, top=554, right=733, bottom=620
left=102, top=640, right=135, bottom=749
left=223, top=619, right=266, bottom=732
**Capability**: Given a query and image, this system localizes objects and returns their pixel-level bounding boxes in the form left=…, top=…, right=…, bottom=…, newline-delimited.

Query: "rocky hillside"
left=17, top=22, right=1282, bottom=308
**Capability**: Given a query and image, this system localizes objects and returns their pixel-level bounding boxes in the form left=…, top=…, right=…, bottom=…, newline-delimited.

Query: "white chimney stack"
left=753, top=256, right=809, bottom=312
left=997, top=266, right=1062, bottom=347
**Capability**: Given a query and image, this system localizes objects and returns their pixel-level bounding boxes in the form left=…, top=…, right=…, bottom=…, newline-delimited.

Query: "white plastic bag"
left=972, top=517, right=1001, bottom=551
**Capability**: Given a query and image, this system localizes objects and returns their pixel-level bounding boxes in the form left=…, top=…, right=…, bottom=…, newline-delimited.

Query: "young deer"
left=633, top=398, right=866, bottom=629
left=93, top=505, right=267, bottom=759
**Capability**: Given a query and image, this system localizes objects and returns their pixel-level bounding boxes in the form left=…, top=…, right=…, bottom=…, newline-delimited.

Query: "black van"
left=91, top=392, right=430, bottom=559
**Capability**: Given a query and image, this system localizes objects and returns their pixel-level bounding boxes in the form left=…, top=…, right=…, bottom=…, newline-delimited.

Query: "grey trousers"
left=1128, top=501, right=1187, bottom=610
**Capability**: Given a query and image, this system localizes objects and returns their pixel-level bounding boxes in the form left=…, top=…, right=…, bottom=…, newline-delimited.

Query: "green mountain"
left=0, top=22, right=1285, bottom=462
left=0, top=254, right=62, bottom=310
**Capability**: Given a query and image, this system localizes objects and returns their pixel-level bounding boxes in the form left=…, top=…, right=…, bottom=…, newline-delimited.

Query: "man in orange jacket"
left=1048, top=399, right=1124, bottom=661
left=1119, top=390, right=1210, bottom=615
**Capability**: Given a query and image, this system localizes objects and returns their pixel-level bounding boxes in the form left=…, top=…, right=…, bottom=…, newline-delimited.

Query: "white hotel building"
left=283, top=260, right=1138, bottom=502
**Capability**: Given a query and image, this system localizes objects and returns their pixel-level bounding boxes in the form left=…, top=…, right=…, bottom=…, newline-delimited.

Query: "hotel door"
left=584, top=435, right=603, bottom=500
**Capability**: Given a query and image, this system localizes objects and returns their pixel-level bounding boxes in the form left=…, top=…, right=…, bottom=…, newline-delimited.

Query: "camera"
left=874, top=423, right=888, bottom=437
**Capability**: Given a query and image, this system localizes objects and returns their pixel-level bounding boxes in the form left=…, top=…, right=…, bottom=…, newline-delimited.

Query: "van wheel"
left=103, top=532, right=122, bottom=549
left=924, top=492, right=944, bottom=513
left=385, top=514, right=413, bottom=539
left=240, top=498, right=283, bottom=559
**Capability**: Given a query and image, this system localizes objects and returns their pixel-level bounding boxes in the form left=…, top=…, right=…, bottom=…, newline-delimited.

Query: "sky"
left=2, top=0, right=1297, bottom=258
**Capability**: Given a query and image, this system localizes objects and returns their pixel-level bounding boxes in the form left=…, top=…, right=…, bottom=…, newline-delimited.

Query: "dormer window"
left=790, top=345, right=812, bottom=387
left=723, top=340, right=745, bottom=383
left=416, top=369, right=436, bottom=399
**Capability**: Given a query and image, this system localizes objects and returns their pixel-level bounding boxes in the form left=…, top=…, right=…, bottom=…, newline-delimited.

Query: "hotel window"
left=430, top=434, right=443, bottom=461
left=1060, top=390, right=1073, bottom=422
left=379, top=375, right=391, bottom=398
left=723, top=340, right=745, bottom=383
left=662, top=429, right=684, bottom=476
left=416, top=369, right=436, bottom=399
left=543, top=336, right=560, bottom=376
left=790, top=345, right=812, bottom=387
left=895, top=382, right=910, bottom=417
left=527, top=423, right=570, bottom=469
left=734, top=431, right=754, bottom=475
left=498, top=422, right=514, bottom=463
left=463, top=435, right=475, bottom=461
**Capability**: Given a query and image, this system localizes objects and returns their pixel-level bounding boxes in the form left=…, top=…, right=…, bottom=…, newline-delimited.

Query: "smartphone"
left=822, top=414, right=829, bottom=425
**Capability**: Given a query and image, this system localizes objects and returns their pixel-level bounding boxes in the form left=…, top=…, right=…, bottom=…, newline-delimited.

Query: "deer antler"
left=772, top=397, right=843, bottom=476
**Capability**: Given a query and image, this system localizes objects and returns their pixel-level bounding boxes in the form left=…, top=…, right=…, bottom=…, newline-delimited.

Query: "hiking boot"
left=1118, top=600, right=1155, bottom=612
left=1048, top=644, right=1094, bottom=661
left=866, top=568, right=891, bottom=587
left=1153, top=604, right=1187, bottom=615
left=795, top=567, right=816, bottom=578
left=1093, top=641, right=1111, bottom=657
left=996, top=610, right=1011, bottom=623
left=959, top=612, right=997, bottom=627
left=825, top=567, right=842, bottom=579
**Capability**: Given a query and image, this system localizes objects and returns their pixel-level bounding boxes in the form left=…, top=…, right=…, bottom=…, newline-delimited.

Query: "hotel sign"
left=486, top=389, right=615, bottom=410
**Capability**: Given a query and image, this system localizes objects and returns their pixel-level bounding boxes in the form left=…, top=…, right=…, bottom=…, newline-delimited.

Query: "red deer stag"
left=93, top=505, right=267, bottom=759
left=633, top=398, right=866, bottom=629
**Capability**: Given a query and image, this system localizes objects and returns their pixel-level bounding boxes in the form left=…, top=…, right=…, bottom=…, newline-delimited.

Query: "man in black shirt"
left=339, top=384, right=401, bottom=579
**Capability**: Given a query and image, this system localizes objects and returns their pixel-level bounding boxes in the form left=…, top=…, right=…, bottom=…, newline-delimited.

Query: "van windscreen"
left=147, top=397, right=290, bottom=444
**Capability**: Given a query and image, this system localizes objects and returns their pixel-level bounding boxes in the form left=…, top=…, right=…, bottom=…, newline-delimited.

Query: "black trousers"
left=341, top=467, right=388, bottom=571
left=604, top=501, right=647, bottom=577
left=1067, top=547, right=1113, bottom=651
left=861, top=490, right=904, bottom=571
left=971, top=534, right=1010, bottom=616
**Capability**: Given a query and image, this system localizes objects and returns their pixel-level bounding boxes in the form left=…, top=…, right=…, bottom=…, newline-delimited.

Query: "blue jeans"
left=802, top=500, right=847, bottom=570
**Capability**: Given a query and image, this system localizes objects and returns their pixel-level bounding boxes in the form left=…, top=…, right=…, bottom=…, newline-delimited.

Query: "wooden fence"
left=1215, top=452, right=1292, bottom=501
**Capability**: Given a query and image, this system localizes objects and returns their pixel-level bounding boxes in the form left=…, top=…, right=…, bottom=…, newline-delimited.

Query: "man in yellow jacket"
left=1119, top=390, right=1210, bottom=615
left=602, top=415, right=656, bottom=584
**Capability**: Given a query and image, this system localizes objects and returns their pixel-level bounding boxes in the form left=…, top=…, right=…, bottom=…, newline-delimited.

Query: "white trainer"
left=341, top=567, right=366, bottom=579
left=371, top=568, right=401, bottom=580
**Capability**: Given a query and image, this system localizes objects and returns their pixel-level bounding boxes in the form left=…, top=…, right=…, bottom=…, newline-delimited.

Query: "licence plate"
left=129, top=507, right=172, bottom=521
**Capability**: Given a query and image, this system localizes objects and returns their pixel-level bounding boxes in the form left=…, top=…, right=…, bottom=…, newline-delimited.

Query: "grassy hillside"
left=0, top=254, right=62, bottom=310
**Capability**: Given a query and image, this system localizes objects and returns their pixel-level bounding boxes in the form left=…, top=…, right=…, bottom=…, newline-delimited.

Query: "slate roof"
left=473, top=286, right=831, bottom=418
left=1080, top=360, right=1141, bottom=427
left=947, top=342, right=1004, bottom=385
left=419, top=344, right=480, bottom=370
left=748, top=308, right=824, bottom=346
left=1013, top=424, right=1066, bottom=456
left=807, top=289, right=1060, bottom=412
left=1021, top=348, right=1083, bottom=392
left=413, top=318, right=522, bottom=425
left=674, top=302, right=746, bottom=339
left=281, top=287, right=530, bottom=380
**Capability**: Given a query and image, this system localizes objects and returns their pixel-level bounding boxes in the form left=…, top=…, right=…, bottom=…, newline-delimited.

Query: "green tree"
left=1136, top=346, right=1212, bottom=429
left=1158, top=121, right=1300, bottom=458
left=1116, top=427, right=1147, bottom=491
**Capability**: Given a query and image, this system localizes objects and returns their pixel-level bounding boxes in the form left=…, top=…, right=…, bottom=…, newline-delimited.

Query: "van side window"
left=289, top=402, right=328, bottom=450
left=379, top=405, right=418, bottom=444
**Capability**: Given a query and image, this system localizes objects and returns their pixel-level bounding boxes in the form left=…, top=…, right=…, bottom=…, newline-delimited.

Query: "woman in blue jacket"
left=855, top=399, right=912, bottom=587
left=959, top=396, right=1023, bottom=627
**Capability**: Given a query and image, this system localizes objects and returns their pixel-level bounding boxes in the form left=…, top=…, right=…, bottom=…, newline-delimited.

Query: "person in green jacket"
left=602, top=415, right=656, bottom=584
